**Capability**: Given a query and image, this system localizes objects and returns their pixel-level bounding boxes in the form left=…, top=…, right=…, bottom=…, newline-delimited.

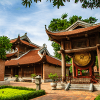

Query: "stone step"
left=70, top=84, right=90, bottom=87
left=70, top=85, right=89, bottom=88
left=69, top=87, right=89, bottom=90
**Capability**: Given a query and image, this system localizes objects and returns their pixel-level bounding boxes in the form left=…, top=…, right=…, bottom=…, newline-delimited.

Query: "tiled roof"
left=5, top=50, right=71, bottom=67
left=5, top=50, right=41, bottom=66
left=46, top=55, right=71, bottom=67
left=46, top=24, right=100, bottom=36
left=6, top=52, right=17, bottom=58
left=10, top=39, right=39, bottom=48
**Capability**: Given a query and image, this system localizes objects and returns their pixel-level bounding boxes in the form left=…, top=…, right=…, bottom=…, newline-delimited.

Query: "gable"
left=66, top=20, right=92, bottom=31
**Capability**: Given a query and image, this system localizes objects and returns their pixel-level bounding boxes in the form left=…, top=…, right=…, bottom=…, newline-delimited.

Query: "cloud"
left=0, top=0, right=100, bottom=56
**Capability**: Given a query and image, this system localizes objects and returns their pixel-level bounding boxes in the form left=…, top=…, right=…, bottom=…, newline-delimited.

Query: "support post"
left=72, top=58, right=75, bottom=77
left=97, top=46, right=100, bottom=76
left=61, top=40, right=66, bottom=82
left=11, top=68, right=13, bottom=78
left=21, top=67, right=22, bottom=78
left=80, top=70, right=82, bottom=75
left=61, top=52, right=66, bottom=82
left=76, top=68, right=78, bottom=77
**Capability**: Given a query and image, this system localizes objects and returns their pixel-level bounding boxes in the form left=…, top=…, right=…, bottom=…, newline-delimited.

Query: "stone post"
left=0, top=59, right=5, bottom=81
left=35, top=75, right=42, bottom=90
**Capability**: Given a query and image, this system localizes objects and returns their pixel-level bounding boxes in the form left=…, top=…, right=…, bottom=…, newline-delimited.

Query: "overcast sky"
left=0, top=0, right=100, bottom=55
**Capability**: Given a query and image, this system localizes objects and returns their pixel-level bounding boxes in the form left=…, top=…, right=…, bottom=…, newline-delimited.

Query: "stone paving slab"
left=9, top=81, right=100, bottom=100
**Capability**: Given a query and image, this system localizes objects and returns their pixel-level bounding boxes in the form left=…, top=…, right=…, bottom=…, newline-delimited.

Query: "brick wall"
left=0, top=59, right=5, bottom=81
left=43, top=63, right=69, bottom=80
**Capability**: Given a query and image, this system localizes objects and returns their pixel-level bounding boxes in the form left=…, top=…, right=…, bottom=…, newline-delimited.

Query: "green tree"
left=22, top=0, right=100, bottom=9
left=0, top=36, right=12, bottom=60
left=48, top=13, right=98, bottom=72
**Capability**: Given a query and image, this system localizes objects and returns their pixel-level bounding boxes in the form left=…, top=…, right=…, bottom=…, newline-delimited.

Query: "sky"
left=0, top=0, right=100, bottom=56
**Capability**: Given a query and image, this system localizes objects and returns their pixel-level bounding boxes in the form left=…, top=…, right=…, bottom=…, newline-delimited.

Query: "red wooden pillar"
left=21, top=67, right=22, bottom=78
left=72, top=58, right=75, bottom=77
left=80, top=70, right=82, bottom=75
left=76, top=68, right=78, bottom=77
left=11, top=68, right=13, bottom=78
left=89, top=67, right=92, bottom=76
left=97, top=46, right=100, bottom=75
left=61, top=41, right=66, bottom=82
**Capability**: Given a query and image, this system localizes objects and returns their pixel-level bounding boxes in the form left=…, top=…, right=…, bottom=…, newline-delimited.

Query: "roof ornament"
left=43, top=43, right=47, bottom=48
left=43, top=50, right=46, bottom=56
left=45, top=25, right=46, bottom=30
left=25, top=32, right=27, bottom=35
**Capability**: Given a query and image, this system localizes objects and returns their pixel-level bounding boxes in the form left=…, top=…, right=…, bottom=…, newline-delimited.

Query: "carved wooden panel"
left=72, top=39, right=87, bottom=49
left=65, top=41, right=70, bottom=50
left=90, top=37, right=96, bottom=47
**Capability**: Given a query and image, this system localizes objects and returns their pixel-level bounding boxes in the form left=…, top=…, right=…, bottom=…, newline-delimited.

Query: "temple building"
left=5, top=33, right=71, bottom=82
left=46, top=20, right=100, bottom=82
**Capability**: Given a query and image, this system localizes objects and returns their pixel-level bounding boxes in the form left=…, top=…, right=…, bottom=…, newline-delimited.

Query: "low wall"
left=0, top=81, right=10, bottom=85
left=0, top=59, right=5, bottom=81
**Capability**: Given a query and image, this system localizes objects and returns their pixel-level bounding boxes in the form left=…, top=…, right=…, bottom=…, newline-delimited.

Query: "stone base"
left=0, top=81, right=10, bottom=85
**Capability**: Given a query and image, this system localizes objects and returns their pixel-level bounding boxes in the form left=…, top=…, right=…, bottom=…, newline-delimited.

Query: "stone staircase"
left=69, top=84, right=90, bottom=91
left=65, top=83, right=93, bottom=92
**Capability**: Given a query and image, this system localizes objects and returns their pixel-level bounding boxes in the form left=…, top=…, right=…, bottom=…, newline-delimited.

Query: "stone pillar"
left=97, top=46, right=100, bottom=75
left=11, top=68, right=13, bottom=78
left=61, top=41, right=66, bottom=82
left=0, top=59, right=5, bottom=81
left=72, top=58, right=75, bottom=77
left=35, top=75, right=42, bottom=90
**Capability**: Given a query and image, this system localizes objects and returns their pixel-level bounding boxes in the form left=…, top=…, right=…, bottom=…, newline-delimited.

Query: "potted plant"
left=31, top=74, right=36, bottom=83
left=48, top=73, right=58, bottom=90
left=14, top=75, right=19, bottom=82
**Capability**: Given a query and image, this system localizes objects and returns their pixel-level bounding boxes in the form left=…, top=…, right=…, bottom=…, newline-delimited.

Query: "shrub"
left=0, top=85, right=45, bottom=100
left=95, top=95, right=100, bottom=100
left=31, top=74, right=36, bottom=79
left=48, top=73, right=58, bottom=82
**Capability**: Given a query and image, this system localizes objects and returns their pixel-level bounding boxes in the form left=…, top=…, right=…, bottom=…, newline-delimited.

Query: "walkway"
left=9, top=81, right=100, bottom=100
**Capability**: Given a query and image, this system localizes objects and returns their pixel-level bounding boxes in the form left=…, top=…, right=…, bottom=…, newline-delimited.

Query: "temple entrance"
left=13, top=67, right=19, bottom=76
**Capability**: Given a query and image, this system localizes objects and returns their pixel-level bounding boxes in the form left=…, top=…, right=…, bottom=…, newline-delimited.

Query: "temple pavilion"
left=5, top=33, right=71, bottom=82
left=45, top=20, right=100, bottom=82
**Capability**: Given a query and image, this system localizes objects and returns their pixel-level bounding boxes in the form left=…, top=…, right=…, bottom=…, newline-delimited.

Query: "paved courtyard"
left=9, top=81, right=100, bottom=100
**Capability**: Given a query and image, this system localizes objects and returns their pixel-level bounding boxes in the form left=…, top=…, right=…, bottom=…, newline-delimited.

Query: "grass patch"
left=0, top=85, right=45, bottom=100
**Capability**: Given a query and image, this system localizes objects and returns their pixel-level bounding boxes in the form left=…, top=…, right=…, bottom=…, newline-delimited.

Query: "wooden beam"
left=65, top=46, right=97, bottom=54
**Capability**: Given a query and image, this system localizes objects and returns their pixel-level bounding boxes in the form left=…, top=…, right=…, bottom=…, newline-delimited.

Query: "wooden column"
left=97, top=46, right=100, bottom=75
left=72, top=58, right=75, bottom=77
left=41, top=64, right=43, bottom=79
left=11, top=68, right=13, bottom=78
left=34, top=65, right=35, bottom=74
left=89, top=67, right=92, bottom=76
left=76, top=68, right=78, bottom=77
left=61, top=41, right=66, bottom=82
left=21, top=67, right=22, bottom=78
left=80, top=70, right=82, bottom=75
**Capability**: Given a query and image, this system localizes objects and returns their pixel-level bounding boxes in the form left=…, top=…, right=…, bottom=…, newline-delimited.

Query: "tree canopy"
left=0, top=36, right=12, bottom=60
left=22, top=0, right=100, bottom=9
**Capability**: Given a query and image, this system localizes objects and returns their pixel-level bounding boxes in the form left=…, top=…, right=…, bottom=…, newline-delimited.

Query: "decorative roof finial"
left=25, top=32, right=27, bottom=35
left=43, top=43, right=47, bottom=48
left=45, top=25, right=46, bottom=30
